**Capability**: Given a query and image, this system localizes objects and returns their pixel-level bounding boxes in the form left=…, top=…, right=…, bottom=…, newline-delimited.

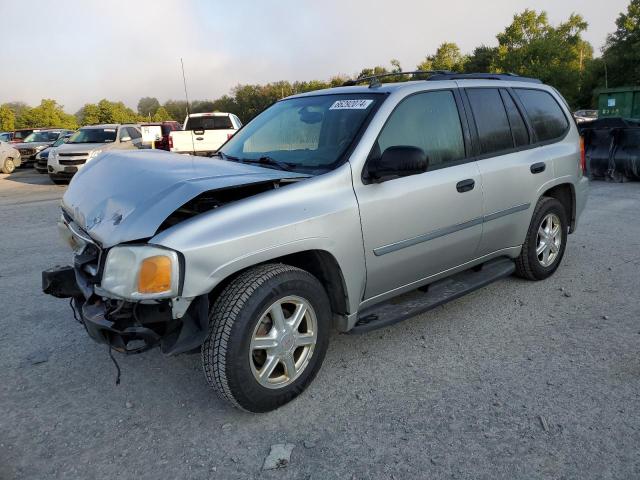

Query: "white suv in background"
left=48, top=124, right=142, bottom=184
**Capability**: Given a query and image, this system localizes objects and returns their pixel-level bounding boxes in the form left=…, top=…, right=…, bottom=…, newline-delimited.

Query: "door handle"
left=530, top=162, right=546, bottom=174
left=456, top=179, right=475, bottom=193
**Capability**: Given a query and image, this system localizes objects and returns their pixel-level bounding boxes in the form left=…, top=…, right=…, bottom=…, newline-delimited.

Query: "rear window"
left=466, top=88, right=513, bottom=155
left=187, top=116, right=233, bottom=130
left=514, top=89, right=569, bottom=142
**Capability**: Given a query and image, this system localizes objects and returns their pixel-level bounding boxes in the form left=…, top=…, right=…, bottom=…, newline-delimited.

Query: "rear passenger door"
left=463, top=87, right=567, bottom=256
left=354, top=89, right=484, bottom=300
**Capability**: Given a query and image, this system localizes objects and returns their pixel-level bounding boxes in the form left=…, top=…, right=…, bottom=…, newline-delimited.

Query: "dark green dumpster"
left=597, top=87, right=640, bottom=120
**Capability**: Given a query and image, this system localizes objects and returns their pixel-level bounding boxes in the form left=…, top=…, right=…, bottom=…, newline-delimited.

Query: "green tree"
left=76, top=103, right=101, bottom=125
left=602, top=0, right=640, bottom=87
left=152, top=106, right=172, bottom=122
left=163, top=100, right=189, bottom=122
left=0, top=105, right=16, bottom=131
left=3, top=101, right=29, bottom=119
left=137, top=97, right=160, bottom=118
left=418, top=42, right=468, bottom=72
left=494, top=9, right=593, bottom=107
left=464, top=45, right=498, bottom=73
left=16, top=99, right=77, bottom=129
left=96, top=99, right=140, bottom=124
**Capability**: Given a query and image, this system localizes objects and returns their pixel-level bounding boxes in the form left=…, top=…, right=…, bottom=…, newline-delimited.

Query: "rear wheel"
left=202, top=264, right=331, bottom=412
left=515, top=197, right=568, bottom=280
left=1, top=157, right=15, bottom=174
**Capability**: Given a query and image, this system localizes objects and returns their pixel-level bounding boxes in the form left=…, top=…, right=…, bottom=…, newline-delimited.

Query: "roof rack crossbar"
left=342, top=70, right=455, bottom=88
left=342, top=71, right=542, bottom=87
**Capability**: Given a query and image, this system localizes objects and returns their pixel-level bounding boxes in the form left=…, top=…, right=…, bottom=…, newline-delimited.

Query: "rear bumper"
left=42, top=264, right=209, bottom=355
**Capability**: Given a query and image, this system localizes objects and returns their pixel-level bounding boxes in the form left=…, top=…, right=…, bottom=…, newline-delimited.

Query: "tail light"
left=579, top=136, right=586, bottom=174
left=168, top=134, right=173, bottom=150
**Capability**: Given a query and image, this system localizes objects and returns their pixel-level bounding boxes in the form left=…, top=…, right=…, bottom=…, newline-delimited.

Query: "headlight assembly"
left=100, top=245, right=181, bottom=300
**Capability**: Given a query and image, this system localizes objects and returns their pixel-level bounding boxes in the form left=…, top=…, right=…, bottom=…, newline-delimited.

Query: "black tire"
left=1, top=157, right=15, bottom=174
left=49, top=175, right=68, bottom=185
left=515, top=196, right=568, bottom=281
left=202, top=263, right=331, bottom=412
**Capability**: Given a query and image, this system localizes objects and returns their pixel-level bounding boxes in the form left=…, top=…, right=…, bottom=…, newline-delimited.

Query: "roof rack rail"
left=426, top=72, right=542, bottom=83
left=342, top=70, right=455, bottom=88
left=342, top=71, right=542, bottom=88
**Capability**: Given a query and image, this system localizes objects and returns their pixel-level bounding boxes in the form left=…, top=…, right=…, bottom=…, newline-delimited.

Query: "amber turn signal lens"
left=138, top=255, right=172, bottom=294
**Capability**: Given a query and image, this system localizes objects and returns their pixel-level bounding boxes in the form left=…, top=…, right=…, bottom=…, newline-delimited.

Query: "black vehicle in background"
left=34, top=134, right=73, bottom=173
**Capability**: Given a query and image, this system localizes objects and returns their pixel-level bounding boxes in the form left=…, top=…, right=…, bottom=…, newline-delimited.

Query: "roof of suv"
left=288, top=72, right=547, bottom=99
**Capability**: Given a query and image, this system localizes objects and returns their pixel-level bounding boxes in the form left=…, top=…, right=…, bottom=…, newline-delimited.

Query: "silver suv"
left=48, top=124, right=142, bottom=184
left=43, top=73, right=588, bottom=412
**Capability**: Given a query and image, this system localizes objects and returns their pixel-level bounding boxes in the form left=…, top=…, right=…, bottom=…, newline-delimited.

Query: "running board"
left=350, top=257, right=515, bottom=334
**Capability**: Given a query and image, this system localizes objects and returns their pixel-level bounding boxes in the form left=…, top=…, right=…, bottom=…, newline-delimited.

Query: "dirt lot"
left=1, top=169, right=639, bottom=480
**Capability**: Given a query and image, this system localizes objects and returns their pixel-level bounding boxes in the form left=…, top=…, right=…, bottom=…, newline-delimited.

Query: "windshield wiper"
left=211, top=151, right=241, bottom=162
left=241, top=156, right=296, bottom=172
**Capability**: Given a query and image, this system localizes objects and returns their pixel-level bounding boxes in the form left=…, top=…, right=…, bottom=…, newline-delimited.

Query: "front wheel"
left=202, top=264, right=331, bottom=412
left=1, top=157, right=15, bottom=174
left=515, top=196, right=568, bottom=280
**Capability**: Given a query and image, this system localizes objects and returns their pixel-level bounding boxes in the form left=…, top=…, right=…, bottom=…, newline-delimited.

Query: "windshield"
left=53, top=135, right=70, bottom=147
left=23, top=131, right=61, bottom=143
left=68, top=128, right=117, bottom=144
left=220, top=93, right=382, bottom=173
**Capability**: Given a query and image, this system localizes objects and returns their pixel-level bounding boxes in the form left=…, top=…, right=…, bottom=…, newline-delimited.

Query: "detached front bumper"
left=42, top=264, right=209, bottom=355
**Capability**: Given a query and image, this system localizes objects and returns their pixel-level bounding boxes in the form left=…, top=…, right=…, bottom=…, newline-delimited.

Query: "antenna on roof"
left=180, top=58, right=197, bottom=155
left=180, top=58, right=191, bottom=117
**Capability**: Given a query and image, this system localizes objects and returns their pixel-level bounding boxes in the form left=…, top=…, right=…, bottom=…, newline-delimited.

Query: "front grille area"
left=59, top=159, right=86, bottom=166
left=59, top=152, right=89, bottom=157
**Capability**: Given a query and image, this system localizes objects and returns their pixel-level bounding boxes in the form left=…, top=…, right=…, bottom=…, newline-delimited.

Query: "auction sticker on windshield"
left=329, top=99, right=373, bottom=110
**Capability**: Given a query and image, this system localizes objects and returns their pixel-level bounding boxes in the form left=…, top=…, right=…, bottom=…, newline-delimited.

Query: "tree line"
left=1, top=3, right=639, bottom=132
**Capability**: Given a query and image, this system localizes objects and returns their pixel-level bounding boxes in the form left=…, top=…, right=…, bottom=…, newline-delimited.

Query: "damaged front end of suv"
left=43, top=149, right=308, bottom=356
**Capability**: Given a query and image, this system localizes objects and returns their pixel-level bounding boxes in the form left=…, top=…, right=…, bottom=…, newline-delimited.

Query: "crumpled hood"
left=62, top=150, right=308, bottom=247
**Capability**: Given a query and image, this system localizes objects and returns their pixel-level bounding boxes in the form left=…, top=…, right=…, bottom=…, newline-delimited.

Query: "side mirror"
left=121, top=136, right=132, bottom=142
left=366, top=146, right=428, bottom=183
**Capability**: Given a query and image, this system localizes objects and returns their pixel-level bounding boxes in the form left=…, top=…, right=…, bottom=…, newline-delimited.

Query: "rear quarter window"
left=514, top=88, right=569, bottom=142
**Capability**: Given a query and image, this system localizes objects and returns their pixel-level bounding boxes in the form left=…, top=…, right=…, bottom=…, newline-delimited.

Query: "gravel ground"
left=1, top=169, right=639, bottom=480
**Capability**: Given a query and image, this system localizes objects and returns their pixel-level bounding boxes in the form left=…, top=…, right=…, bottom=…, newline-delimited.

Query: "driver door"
left=353, top=89, right=484, bottom=300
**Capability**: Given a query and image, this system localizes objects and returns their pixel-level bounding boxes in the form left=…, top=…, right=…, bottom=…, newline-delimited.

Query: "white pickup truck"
left=169, top=112, right=242, bottom=155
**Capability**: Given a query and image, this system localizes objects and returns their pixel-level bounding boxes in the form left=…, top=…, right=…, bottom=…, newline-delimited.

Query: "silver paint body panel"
left=61, top=79, right=588, bottom=331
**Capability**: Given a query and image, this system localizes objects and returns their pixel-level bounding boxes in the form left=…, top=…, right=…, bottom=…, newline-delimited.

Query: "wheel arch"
left=206, top=249, right=350, bottom=324
left=541, top=183, right=576, bottom=233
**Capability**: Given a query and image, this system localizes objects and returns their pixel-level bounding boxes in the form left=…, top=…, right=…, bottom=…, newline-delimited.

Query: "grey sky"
left=2, top=0, right=628, bottom=112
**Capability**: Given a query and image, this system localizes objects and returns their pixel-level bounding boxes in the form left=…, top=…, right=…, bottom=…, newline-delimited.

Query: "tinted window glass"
left=500, top=90, right=529, bottom=147
left=467, top=88, right=513, bottom=154
left=188, top=116, right=233, bottom=130
left=376, top=90, right=465, bottom=170
left=515, top=88, right=569, bottom=142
